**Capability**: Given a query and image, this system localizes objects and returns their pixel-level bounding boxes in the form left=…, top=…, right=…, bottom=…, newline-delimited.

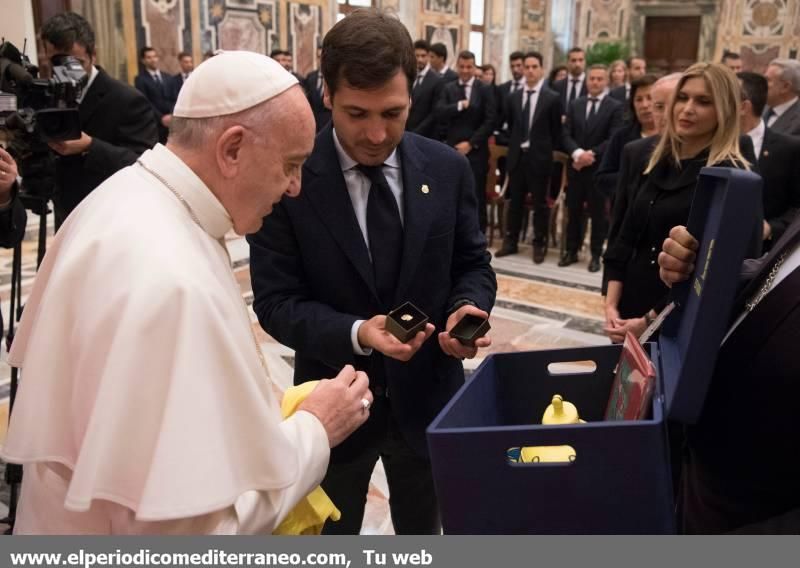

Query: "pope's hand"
left=298, top=365, right=373, bottom=448
left=658, top=225, right=698, bottom=288
left=357, top=314, right=435, bottom=362
left=438, top=304, right=491, bottom=359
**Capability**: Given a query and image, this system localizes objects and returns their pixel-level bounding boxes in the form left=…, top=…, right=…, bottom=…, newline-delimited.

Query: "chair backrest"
left=552, top=151, right=569, bottom=197
left=486, top=144, right=509, bottom=200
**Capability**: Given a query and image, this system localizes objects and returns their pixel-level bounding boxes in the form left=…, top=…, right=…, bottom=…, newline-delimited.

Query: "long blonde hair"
left=645, top=62, right=749, bottom=174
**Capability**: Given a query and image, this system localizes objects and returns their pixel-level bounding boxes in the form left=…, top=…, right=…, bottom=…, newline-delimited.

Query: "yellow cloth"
left=273, top=381, right=341, bottom=535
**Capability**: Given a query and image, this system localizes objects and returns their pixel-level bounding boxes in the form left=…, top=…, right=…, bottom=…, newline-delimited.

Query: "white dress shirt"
left=332, top=129, right=404, bottom=355
left=414, top=64, right=431, bottom=89
left=571, top=90, right=608, bottom=161
left=747, top=120, right=766, bottom=160
left=519, top=79, right=544, bottom=150
left=766, top=96, right=799, bottom=128
left=566, top=73, right=586, bottom=105
left=457, top=77, right=476, bottom=111
left=76, top=65, right=99, bottom=104
left=148, top=69, right=165, bottom=84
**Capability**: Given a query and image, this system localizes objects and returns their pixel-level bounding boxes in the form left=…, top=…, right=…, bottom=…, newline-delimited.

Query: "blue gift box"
left=426, top=168, right=763, bottom=534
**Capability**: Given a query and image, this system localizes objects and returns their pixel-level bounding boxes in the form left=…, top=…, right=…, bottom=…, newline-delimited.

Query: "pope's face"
left=231, top=87, right=315, bottom=234
left=326, top=70, right=410, bottom=167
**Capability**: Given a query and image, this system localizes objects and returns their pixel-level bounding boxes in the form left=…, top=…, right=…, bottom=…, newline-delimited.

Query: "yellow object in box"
left=519, top=395, right=584, bottom=464
left=272, top=381, right=341, bottom=535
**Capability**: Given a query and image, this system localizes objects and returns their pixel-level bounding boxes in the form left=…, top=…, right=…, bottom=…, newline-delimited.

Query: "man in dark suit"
left=659, top=217, right=800, bottom=533
left=764, top=59, right=800, bottom=136
left=739, top=71, right=800, bottom=249
left=495, top=52, right=562, bottom=262
left=429, top=43, right=458, bottom=83
left=41, top=12, right=158, bottom=228
left=248, top=9, right=496, bottom=535
left=134, top=46, right=174, bottom=144
left=303, top=47, right=332, bottom=132
left=551, top=47, right=588, bottom=111
left=560, top=64, right=623, bottom=271
left=494, top=51, right=525, bottom=145
left=167, top=51, right=194, bottom=104
left=436, top=50, right=496, bottom=231
left=406, top=40, right=443, bottom=139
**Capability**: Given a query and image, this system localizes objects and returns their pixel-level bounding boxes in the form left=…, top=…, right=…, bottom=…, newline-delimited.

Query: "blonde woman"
left=609, top=59, right=628, bottom=89
left=603, top=62, right=759, bottom=342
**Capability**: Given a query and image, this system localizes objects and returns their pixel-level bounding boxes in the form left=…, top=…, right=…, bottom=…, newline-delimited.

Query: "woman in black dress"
left=603, top=62, right=757, bottom=343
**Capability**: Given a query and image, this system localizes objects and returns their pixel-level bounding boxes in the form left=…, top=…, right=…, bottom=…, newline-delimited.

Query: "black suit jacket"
left=552, top=76, right=588, bottom=111
left=682, top=217, right=800, bottom=533
left=436, top=79, right=496, bottom=160
left=303, top=70, right=332, bottom=133
left=439, top=68, right=458, bottom=83
left=54, top=68, right=158, bottom=223
left=506, top=86, right=563, bottom=173
left=756, top=128, right=800, bottom=243
left=609, top=84, right=627, bottom=103
left=167, top=73, right=186, bottom=105
left=134, top=70, right=174, bottom=143
left=562, top=95, right=624, bottom=168
left=247, top=126, right=497, bottom=457
left=407, top=70, right=443, bottom=139
left=494, top=79, right=522, bottom=145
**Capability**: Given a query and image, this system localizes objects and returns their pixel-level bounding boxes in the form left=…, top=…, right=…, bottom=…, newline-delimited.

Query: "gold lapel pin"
left=421, top=184, right=430, bottom=194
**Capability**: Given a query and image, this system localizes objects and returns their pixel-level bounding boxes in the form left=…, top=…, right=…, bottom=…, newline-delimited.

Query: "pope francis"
left=0, top=51, right=373, bottom=534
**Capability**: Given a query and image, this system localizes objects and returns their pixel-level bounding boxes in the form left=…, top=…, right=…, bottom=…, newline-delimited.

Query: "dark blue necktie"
left=358, top=164, right=403, bottom=308
left=522, top=89, right=535, bottom=141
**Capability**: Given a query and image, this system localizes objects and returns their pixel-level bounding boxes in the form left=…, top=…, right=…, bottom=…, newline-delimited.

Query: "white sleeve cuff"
left=571, top=149, right=585, bottom=161
left=351, top=319, right=373, bottom=356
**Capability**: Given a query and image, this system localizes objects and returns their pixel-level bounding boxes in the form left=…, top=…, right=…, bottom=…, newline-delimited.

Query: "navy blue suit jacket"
left=248, top=126, right=497, bottom=456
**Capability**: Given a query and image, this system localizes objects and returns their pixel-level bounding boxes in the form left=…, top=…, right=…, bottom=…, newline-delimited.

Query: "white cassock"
left=1, top=143, right=330, bottom=534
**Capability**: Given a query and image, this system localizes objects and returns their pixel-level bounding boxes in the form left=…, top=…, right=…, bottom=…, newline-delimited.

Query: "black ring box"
left=386, top=302, right=429, bottom=343
left=449, top=313, right=491, bottom=346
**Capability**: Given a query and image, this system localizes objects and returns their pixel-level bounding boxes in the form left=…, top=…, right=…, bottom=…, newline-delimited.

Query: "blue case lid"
left=659, top=167, right=763, bottom=424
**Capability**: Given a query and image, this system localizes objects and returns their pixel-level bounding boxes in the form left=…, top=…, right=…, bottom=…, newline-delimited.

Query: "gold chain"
left=136, top=160, right=270, bottom=376
left=745, top=251, right=788, bottom=312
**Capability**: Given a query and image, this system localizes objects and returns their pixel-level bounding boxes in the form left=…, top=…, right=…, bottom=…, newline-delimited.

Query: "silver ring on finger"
left=360, top=397, right=371, bottom=412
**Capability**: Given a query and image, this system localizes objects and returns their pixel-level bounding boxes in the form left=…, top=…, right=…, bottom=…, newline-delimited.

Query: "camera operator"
left=0, top=146, right=27, bottom=340
left=41, top=12, right=157, bottom=228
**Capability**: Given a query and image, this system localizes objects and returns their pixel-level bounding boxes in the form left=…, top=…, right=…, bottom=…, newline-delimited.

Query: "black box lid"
left=659, top=167, right=763, bottom=423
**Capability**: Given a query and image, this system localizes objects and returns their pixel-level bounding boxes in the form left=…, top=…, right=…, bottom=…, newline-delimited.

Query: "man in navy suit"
left=303, top=47, right=332, bottom=132
left=436, top=50, right=496, bottom=231
left=134, top=46, right=173, bottom=143
left=560, top=64, right=623, bottom=271
left=495, top=51, right=563, bottom=262
left=406, top=39, right=443, bottom=139
left=248, top=9, right=496, bottom=535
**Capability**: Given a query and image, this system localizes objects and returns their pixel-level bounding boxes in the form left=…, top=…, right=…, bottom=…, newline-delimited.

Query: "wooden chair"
left=549, top=151, right=570, bottom=256
left=485, top=144, right=508, bottom=247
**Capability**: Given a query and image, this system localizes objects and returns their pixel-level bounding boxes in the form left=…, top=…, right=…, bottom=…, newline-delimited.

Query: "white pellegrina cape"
left=1, top=144, right=329, bottom=534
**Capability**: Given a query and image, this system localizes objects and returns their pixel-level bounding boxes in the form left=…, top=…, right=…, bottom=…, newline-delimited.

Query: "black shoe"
left=494, top=243, right=518, bottom=257
left=533, top=245, right=547, bottom=264
left=588, top=256, right=601, bottom=272
left=558, top=252, right=578, bottom=267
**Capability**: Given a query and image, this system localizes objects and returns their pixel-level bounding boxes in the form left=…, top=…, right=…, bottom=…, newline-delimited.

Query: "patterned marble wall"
left=135, top=0, right=193, bottom=74
left=715, top=0, right=800, bottom=73
left=419, top=0, right=467, bottom=68
left=202, top=1, right=279, bottom=57
left=575, top=0, right=627, bottom=47
left=287, top=3, right=322, bottom=76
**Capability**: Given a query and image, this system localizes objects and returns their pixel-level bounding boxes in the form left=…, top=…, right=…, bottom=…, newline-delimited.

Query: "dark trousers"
left=467, top=152, right=488, bottom=232
left=505, top=158, right=551, bottom=246
left=565, top=169, right=608, bottom=257
left=320, top=401, right=441, bottom=535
